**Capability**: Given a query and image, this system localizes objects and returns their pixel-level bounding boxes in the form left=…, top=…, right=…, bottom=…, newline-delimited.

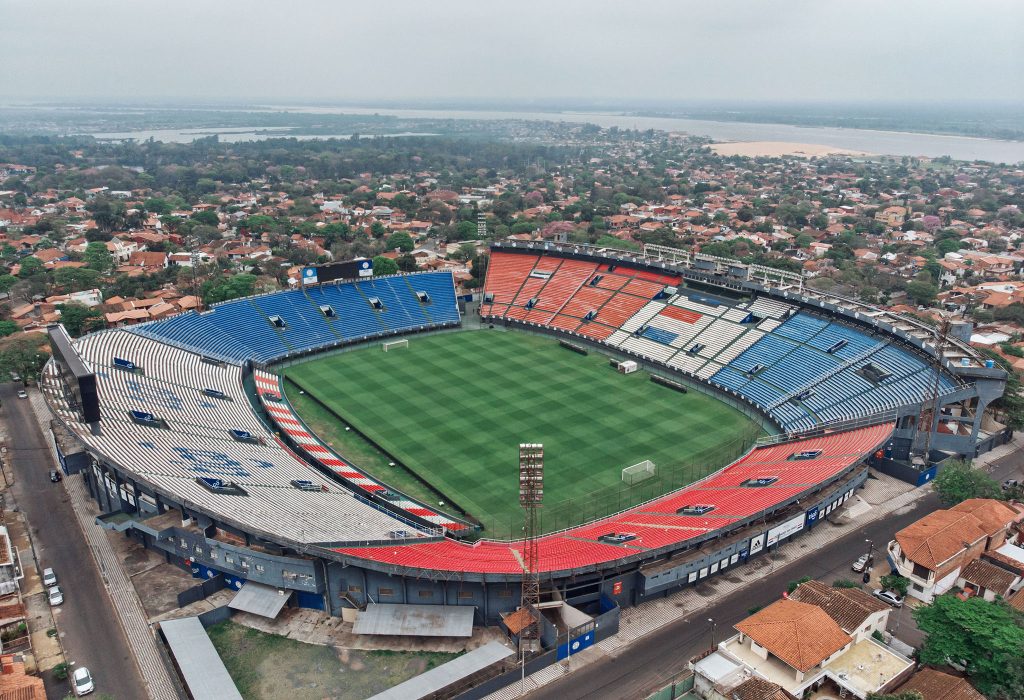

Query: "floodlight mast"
left=518, top=443, right=544, bottom=686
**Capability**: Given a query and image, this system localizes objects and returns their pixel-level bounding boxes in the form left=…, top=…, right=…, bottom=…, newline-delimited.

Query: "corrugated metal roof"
left=160, top=617, right=242, bottom=700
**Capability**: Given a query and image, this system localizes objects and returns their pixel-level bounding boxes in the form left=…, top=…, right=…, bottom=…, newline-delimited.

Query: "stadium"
left=41, top=241, right=1009, bottom=627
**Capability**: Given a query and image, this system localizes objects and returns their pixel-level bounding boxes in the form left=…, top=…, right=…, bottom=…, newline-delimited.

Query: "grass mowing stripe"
left=285, top=330, right=760, bottom=537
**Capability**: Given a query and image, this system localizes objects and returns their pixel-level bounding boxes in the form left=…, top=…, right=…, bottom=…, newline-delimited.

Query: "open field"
left=207, top=620, right=457, bottom=700
left=285, top=330, right=760, bottom=536
left=710, top=141, right=873, bottom=157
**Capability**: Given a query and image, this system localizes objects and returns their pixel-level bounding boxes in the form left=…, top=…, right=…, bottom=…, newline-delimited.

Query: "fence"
left=645, top=672, right=695, bottom=700
left=471, top=424, right=761, bottom=540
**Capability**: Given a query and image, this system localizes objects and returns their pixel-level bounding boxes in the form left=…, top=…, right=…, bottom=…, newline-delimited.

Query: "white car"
left=16, top=390, right=27, bottom=399
left=48, top=585, right=63, bottom=606
left=42, top=567, right=57, bottom=587
left=851, top=553, right=870, bottom=572
left=873, top=588, right=904, bottom=608
left=73, top=666, right=95, bottom=696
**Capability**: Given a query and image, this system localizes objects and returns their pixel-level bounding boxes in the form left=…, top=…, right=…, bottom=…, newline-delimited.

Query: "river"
left=90, top=105, right=1024, bottom=163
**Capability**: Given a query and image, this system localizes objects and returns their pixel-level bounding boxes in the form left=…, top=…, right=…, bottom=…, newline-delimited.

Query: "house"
left=0, top=653, right=45, bottom=699
left=125, top=251, right=168, bottom=271
left=894, top=668, right=984, bottom=700
left=875, top=206, right=907, bottom=227
left=786, top=580, right=889, bottom=642
left=692, top=594, right=912, bottom=700
left=887, top=498, right=1022, bottom=602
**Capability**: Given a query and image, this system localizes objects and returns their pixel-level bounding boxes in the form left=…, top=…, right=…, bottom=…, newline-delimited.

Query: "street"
left=2, top=384, right=148, bottom=700
left=528, top=441, right=1024, bottom=700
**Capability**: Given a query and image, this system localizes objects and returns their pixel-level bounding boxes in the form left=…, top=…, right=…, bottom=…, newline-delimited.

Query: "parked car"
left=49, top=469, right=62, bottom=483
left=852, top=553, right=870, bottom=572
left=42, top=568, right=56, bottom=587
left=48, top=585, right=63, bottom=606
left=873, top=588, right=903, bottom=607
left=73, top=666, right=95, bottom=696
left=16, top=390, right=27, bottom=399
left=1003, top=479, right=1020, bottom=491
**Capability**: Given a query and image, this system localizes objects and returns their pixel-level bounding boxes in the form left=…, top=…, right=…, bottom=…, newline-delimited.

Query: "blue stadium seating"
left=133, top=272, right=461, bottom=363
left=642, top=326, right=679, bottom=345
left=773, top=312, right=829, bottom=343
left=710, top=312, right=958, bottom=431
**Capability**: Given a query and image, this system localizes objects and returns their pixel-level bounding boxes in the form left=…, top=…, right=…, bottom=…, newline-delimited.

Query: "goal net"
left=382, top=339, right=409, bottom=352
left=622, top=460, right=656, bottom=485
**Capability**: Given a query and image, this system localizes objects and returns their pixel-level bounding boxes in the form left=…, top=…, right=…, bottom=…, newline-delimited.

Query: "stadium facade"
left=41, top=245, right=1007, bottom=624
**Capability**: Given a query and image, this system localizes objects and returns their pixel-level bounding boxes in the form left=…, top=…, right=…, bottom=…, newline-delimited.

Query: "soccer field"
left=285, top=330, right=761, bottom=537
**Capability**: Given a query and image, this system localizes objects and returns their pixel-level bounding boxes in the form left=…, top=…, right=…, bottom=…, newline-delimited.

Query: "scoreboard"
left=302, top=258, right=374, bottom=285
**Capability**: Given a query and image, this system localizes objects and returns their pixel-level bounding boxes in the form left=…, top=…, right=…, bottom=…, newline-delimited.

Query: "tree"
left=395, top=254, right=418, bottom=272
left=451, top=242, right=477, bottom=262
left=201, top=274, right=257, bottom=304
left=84, top=241, right=113, bottom=274
left=880, top=574, right=909, bottom=597
left=57, top=303, right=102, bottom=337
left=0, top=274, right=17, bottom=295
left=144, top=198, right=172, bottom=215
left=17, top=256, right=43, bottom=278
left=372, top=256, right=399, bottom=276
left=191, top=210, right=219, bottom=227
left=0, top=334, right=49, bottom=385
left=906, top=279, right=938, bottom=306
left=453, top=220, right=477, bottom=241
left=933, top=460, right=1002, bottom=506
left=384, top=231, right=414, bottom=253
left=0, top=321, right=17, bottom=338
left=53, top=267, right=101, bottom=293
left=914, top=595, right=1024, bottom=697
left=866, top=692, right=923, bottom=700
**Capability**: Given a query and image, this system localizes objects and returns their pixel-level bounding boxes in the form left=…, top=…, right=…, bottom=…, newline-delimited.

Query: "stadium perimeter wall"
left=69, top=405, right=871, bottom=626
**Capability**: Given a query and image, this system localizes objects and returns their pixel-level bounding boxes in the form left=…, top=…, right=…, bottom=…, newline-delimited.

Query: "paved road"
left=2, top=384, right=147, bottom=700
left=530, top=445, right=1024, bottom=700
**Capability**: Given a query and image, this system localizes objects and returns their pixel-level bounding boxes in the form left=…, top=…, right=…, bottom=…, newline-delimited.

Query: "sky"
left=1, top=0, right=1022, bottom=105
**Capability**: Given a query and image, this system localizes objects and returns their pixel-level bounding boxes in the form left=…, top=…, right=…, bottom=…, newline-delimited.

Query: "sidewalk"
left=483, top=470, right=930, bottom=699
left=29, top=393, right=181, bottom=700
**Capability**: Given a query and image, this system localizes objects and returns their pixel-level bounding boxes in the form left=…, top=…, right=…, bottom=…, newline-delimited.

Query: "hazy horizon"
left=2, top=0, right=1022, bottom=104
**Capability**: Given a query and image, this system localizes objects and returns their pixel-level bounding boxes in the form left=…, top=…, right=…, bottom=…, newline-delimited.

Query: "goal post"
left=382, top=339, right=409, bottom=352
left=622, top=460, right=656, bottom=485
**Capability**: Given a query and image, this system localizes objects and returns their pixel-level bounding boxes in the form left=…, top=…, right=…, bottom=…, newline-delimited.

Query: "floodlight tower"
left=921, top=315, right=953, bottom=462
left=518, top=443, right=544, bottom=657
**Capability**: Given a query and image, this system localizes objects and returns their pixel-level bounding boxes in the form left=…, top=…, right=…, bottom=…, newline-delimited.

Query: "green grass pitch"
left=284, top=330, right=760, bottom=536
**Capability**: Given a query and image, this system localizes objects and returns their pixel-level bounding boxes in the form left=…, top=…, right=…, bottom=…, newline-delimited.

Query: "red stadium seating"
left=334, top=422, right=893, bottom=574
left=661, top=305, right=702, bottom=324
left=483, top=252, right=538, bottom=304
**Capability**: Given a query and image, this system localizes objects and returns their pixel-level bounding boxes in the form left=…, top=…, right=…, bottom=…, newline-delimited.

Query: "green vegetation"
left=933, top=460, right=1002, bottom=506
left=0, top=333, right=49, bottom=384
left=206, top=621, right=457, bottom=700
left=286, top=330, right=759, bottom=537
left=914, top=595, right=1024, bottom=699
left=787, top=576, right=813, bottom=594
left=372, top=255, right=399, bottom=276
left=880, top=574, right=910, bottom=597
